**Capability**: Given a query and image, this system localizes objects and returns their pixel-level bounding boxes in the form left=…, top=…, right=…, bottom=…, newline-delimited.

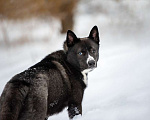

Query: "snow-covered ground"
left=0, top=0, right=150, bottom=120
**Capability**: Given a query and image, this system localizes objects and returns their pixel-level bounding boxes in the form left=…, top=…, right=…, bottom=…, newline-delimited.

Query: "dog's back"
left=0, top=51, right=65, bottom=119
left=0, top=50, right=84, bottom=120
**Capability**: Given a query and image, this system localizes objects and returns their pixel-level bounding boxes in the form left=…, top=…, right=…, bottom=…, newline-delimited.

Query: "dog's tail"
left=0, top=80, right=30, bottom=120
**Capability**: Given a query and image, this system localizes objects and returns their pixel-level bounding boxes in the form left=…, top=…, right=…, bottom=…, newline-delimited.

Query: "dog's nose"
left=88, top=60, right=95, bottom=67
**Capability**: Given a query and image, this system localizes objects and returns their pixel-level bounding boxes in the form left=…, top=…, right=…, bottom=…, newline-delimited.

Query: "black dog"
left=0, top=26, right=100, bottom=120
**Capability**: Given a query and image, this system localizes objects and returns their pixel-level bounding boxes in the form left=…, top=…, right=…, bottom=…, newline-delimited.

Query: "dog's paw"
left=70, top=114, right=82, bottom=120
left=68, top=106, right=81, bottom=119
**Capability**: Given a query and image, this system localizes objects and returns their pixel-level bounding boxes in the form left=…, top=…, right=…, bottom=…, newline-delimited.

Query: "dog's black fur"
left=0, top=26, right=100, bottom=120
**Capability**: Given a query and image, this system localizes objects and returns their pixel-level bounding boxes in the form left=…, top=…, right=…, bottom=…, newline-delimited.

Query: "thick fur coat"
left=0, top=26, right=100, bottom=120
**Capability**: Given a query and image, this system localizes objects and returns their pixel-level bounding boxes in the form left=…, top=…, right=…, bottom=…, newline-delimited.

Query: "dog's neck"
left=81, top=68, right=93, bottom=86
left=81, top=72, right=88, bottom=86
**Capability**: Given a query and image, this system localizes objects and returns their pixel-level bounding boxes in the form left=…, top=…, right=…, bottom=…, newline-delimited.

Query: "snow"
left=49, top=100, right=58, bottom=108
left=0, top=0, right=150, bottom=120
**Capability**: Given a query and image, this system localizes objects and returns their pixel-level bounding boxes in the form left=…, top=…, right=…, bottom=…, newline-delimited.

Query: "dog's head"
left=64, top=26, right=100, bottom=73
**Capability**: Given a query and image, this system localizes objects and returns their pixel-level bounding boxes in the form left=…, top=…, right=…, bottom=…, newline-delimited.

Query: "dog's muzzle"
left=88, top=60, right=96, bottom=68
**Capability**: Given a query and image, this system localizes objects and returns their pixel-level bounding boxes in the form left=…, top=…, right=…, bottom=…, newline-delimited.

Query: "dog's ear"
left=89, top=26, right=100, bottom=44
left=66, top=30, right=79, bottom=47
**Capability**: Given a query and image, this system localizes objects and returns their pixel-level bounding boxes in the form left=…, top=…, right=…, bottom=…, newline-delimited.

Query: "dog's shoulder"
left=46, top=50, right=87, bottom=89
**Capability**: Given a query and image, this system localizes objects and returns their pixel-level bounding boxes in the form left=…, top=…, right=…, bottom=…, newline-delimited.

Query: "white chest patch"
left=81, top=68, right=93, bottom=85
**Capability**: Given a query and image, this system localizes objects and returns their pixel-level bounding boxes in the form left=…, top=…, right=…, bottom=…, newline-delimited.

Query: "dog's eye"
left=91, top=49, right=96, bottom=54
left=78, top=52, right=83, bottom=55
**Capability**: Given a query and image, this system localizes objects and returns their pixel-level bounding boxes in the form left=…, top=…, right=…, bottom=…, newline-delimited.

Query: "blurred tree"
left=0, top=0, right=78, bottom=33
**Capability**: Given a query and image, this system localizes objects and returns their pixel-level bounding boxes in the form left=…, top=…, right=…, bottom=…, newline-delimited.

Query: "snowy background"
left=0, top=0, right=150, bottom=120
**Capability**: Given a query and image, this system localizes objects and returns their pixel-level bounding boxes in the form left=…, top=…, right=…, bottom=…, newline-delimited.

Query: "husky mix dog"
left=0, top=26, right=100, bottom=120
